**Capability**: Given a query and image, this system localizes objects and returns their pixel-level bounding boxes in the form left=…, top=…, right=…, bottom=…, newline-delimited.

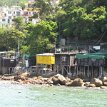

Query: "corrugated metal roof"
left=76, top=53, right=105, bottom=59
left=36, top=53, right=54, bottom=56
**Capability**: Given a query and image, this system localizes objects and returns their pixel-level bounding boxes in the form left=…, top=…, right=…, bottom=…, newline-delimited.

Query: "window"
left=8, top=16, right=11, bottom=19
left=16, top=11, right=20, bottom=16
left=8, top=11, right=11, bottom=14
left=8, top=19, right=10, bottom=23
left=2, top=19, right=5, bottom=21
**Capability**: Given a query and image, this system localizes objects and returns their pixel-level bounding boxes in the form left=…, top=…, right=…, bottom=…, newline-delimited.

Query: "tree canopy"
left=57, top=0, right=107, bottom=42
left=0, top=0, right=107, bottom=55
left=0, top=0, right=27, bottom=6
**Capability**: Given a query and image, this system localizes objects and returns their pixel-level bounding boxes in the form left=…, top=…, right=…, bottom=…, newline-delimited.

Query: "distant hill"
left=0, top=0, right=28, bottom=6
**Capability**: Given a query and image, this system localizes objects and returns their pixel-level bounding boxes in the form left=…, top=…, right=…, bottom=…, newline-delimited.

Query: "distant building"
left=0, top=2, right=40, bottom=28
left=0, top=6, right=23, bottom=27
left=23, top=1, right=40, bottom=24
left=50, top=0, right=60, bottom=5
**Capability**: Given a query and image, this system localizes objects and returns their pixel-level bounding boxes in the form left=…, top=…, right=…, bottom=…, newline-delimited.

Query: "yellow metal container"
left=36, top=53, right=55, bottom=65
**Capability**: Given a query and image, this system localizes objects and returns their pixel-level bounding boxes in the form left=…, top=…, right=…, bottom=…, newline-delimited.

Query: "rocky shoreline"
left=1, top=73, right=107, bottom=89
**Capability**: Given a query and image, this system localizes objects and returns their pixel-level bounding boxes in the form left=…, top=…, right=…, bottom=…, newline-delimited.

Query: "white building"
left=0, top=4, right=40, bottom=27
left=0, top=6, right=23, bottom=27
left=50, top=0, right=60, bottom=5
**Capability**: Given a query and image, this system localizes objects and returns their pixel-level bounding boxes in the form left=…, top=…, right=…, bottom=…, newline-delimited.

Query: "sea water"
left=0, top=81, right=107, bottom=107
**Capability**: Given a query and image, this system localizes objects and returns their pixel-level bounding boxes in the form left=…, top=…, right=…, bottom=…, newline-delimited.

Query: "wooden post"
left=87, top=66, right=89, bottom=78
left=83, top=66, right=85, bottom=78
left=100, top=66, right=103, bottom=77
left=76, top=66, right=78, bottom=77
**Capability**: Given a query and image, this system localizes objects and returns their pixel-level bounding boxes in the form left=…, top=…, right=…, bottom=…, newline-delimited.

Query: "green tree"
left=0, top=0, right=27, bottom=6
left=0, top=28, right=25, bottom=51
left=34, top=0, right=55, bottom=19
left=56, top=0, right=107, bottom=42
left=12, top=17, right=25, bottom=31
left=25, top=20, right=58, bottom=54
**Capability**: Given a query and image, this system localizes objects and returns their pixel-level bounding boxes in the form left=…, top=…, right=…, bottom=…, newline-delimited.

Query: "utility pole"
left=17, top=38, right=20, bottom=58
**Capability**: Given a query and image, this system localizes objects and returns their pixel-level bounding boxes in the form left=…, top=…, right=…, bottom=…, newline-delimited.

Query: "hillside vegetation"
left=0, top=0, right=28, bottom=6
left=0, top=0, right=107, bottom=54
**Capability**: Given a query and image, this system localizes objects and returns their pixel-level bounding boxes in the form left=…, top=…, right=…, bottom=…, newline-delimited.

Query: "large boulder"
left=71, top=78, right=84, bottom=86
left=65, top=77, right=71, bottom=82
left=100, top=86, right=107, bottom=89
left=102, top=77, right=107, bottom=82
left=2, top=76, right=14, bottom=80
left=20, top=76, right=28, bottom=81
left=37, top=76, right=43, bottom=79
left=52, top=74, right=67, bottom=85
left=52, top=76, right=59, bottom=85
left=88, top=84, right=96, bottom=87
left=57, top=74, right=67, bottom=85
left=14, top=76, right=19, bottom=81
left=20, top=72, right=30, bottom=77
left=66, top=80, right=73, bottom=86
left=91, top=78, right=103, bottom=87
left=47, top=78, right=53, bottom=84
left=84, top=82, right=90, bottom=87
left=14, top=72, right=29, bottom=81
left=20, top=72, right=30, bottom=80
left=33, top=76, right=38, bottom=80
left=103, top=82, right=107, bottom=86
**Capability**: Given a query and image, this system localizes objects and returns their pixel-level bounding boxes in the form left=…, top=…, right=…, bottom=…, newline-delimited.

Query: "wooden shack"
left=76, top=53, right=105, bottom=78
left=54, top=53, right=76, bottom=76
left=23, top=54, right=36, bottom=66
left=36, top=53, right=55, bottom=76
left=36, top=53, right=55, bottom=65
left=1, top=58, right=17, bottom=74
left=0, top=57, right=2, bottom=74
left=0, top=51, right=17, bottom=74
